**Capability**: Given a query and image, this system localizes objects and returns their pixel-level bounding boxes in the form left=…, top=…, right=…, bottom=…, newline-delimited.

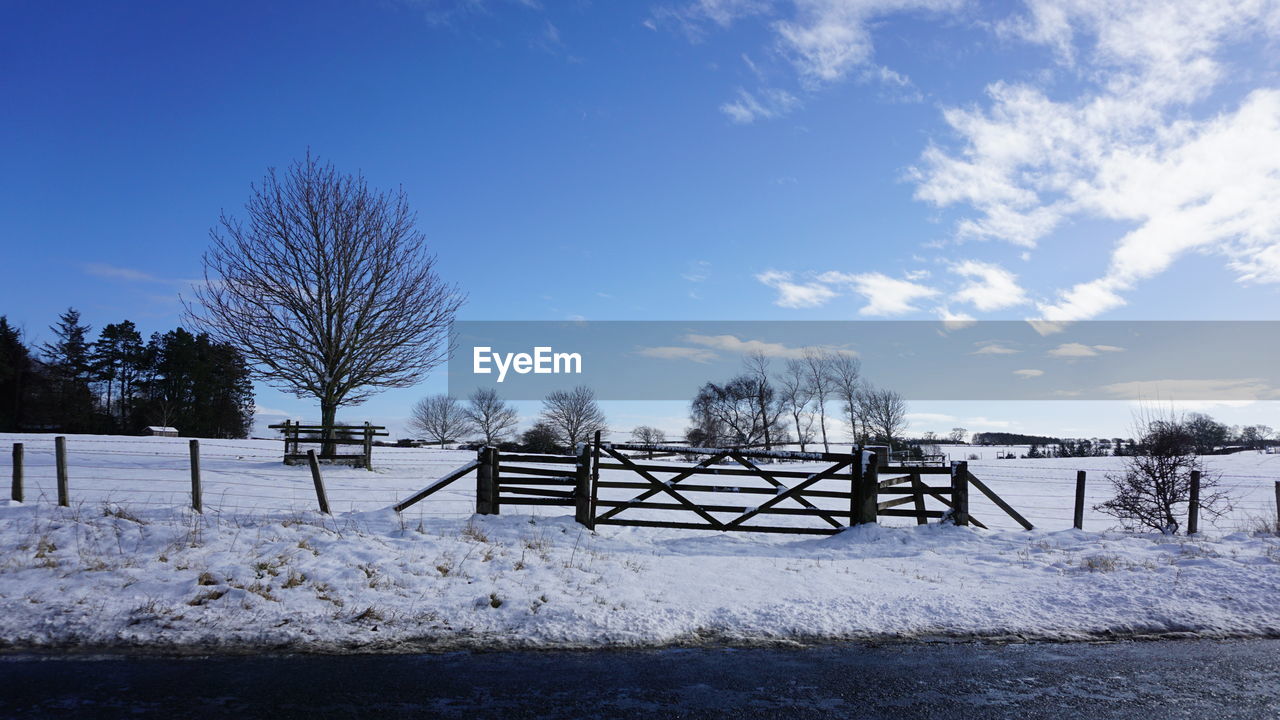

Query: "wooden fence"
left=393, top=434, right=1039, bottom=535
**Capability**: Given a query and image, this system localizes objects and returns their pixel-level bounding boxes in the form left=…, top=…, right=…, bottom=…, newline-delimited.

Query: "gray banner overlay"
left=447, top=321, right=1280, bottom=401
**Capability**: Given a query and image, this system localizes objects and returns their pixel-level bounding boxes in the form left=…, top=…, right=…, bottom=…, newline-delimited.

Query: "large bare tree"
left=464, top=387, right=519, bottom=446
left=409, top=394, right=474, bottom=448
left=187, top=154, right=465, bottom=440
left=540, top=385, right=608, bottom=448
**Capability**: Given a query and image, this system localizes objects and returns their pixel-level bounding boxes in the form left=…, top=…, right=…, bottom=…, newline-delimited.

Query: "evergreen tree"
left=139, top=328, right=254, bottom=438
left=0, top=317, right=32, bottom=431
left=92, top=320, right=145, bottom=431
left=40, top=308, right=97, bottom=432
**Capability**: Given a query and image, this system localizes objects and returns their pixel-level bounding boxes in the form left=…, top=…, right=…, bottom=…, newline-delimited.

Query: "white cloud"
left=1048, top=342, right=1124, bottom=358
left=1013, top=368, right=1045, bottom=378
left=913, top=1, right=1280, bottom=320
left=951, top=260, right=1028, bottom=311
left=756, top=270, right=838, bottom=308
left=636, top=346, right=720, bottom=363
left=820, top=271, right=939, bottom=316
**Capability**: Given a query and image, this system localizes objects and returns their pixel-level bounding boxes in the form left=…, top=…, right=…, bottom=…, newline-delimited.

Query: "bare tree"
left=862, top=386, right=908, bottom=448
left=949, top=427, right=968, bottom=444
left=777, top=359, right=815, bottom=452
left=801, top=349, right=834, bottom=452
left=742, top=352, right=786, bottom=450
left=540, top=385, right=608, bottom=448
left=1097, top=409, right=1231, bottom=534
left=630, top=425, right=665, bottom=459
left=630, top=425, right=665, bottom=445
left=827, top=354, right=863, bottom=445
left=463, top=388, right=519, bottom=446
left=409, top=394, right=474, bottom=448
left=186, top=153, right=465, bottom=451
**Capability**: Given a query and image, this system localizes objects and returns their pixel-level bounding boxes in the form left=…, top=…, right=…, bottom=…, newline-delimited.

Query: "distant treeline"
left=0, top=309, right=254, bottom=438
left=970, top=432, right=1061, bottom=446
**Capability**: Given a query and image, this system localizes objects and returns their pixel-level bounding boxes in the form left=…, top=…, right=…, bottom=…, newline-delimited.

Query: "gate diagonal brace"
left=725, top=461, right=852, bottom=529
left=597, top=449, right=730, bottom=522
left=604, top=447, right=726, bottom=529
left=729, top=452, right=844, bottom=529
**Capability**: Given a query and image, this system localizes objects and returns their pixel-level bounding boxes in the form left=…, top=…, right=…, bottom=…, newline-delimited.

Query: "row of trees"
left=409, top=385, right=608, bottom=453
left=687, top=350, right=908, bottom=452
left=0, top=309, right=254, bottom=438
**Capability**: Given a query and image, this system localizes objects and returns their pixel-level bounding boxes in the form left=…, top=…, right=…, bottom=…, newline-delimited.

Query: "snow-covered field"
left=0, top=433, right=1277, bottom=651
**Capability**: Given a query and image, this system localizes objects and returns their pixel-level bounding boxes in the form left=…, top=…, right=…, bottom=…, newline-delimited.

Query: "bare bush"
left=1096, top=409, right=1232, bottom=534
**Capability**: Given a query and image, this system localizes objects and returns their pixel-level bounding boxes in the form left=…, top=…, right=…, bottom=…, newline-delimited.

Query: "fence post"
left=1187, top=470, right=1201, bottom=535
left=854, top=450, right=879, bottom=525
left=575, top=442, right=593, bottom=529
left=1073, top=470, right=1086, bottom=530
left=1273, top=480, right=1280, bottom=532
left=55, top=436, right=69, bottom=507
left=590, top=430, right=602, bottom=528
left=189, top=439, right=202, bottom=513
left=950, top=460, right=969, bottom=526
left=476, top=447, right=496, bottom=515
left=363, top=421, right=374, bottom=471
left=11, top=443, right=22, bottom=503
left=306, top=450, right=331, bottom=515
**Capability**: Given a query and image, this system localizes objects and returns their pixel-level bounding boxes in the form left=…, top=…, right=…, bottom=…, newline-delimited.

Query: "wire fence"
left=2, top=435, right=1278, bottom=533
left=1, top=436, right=479, bottom=519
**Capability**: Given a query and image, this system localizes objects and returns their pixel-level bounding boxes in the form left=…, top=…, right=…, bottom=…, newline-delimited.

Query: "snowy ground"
left=0, top=433, right=1277, bottom=651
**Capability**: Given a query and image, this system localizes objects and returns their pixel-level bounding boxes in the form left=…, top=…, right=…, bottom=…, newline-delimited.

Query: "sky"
left=2, top=0, right=1280, bottom=440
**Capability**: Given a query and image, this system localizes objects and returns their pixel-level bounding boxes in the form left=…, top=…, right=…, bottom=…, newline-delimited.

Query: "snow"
left=0, top=433, right=1277, bottom=652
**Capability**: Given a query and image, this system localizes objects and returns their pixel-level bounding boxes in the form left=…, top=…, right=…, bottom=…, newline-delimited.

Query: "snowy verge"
left=0, top=500, right=1277, bottom=653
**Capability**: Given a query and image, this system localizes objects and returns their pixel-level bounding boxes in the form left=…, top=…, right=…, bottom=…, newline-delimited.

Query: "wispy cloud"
left=636, top=346, right=719, bottom=363
left=756, top=270, right=838, bottom=308
left=1101, top=378, right=1280, bottom=401
left=684, top=333, right=854, bottom=359
left=1048, top=342, right=1124, bottom=358
left=84, top=262, right=199, bottom=289
left=721, top=87, right=800, bottom=124
left=972, top=342, right=1019, bottom=355
left=1013, top=368, right=1045, bottom=378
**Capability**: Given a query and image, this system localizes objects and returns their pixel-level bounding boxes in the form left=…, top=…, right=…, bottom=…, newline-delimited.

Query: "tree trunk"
left=321, top=401, right=337, bottom=457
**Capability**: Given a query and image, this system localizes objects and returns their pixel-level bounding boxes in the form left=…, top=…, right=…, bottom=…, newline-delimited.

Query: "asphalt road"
left=1, top=639, right=1278, bottom=719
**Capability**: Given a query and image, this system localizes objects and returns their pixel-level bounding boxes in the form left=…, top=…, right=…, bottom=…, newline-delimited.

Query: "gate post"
left=854, top=449, right=879, bottom=525
left=575, top=442, right=594, bottom=529
left=950, top=460, right=970, bottom=526
left=476, top=446, right=497, bottom=515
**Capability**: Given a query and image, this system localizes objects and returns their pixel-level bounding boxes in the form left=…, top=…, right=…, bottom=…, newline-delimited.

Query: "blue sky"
left=3, top=1, right=1279, bottom=439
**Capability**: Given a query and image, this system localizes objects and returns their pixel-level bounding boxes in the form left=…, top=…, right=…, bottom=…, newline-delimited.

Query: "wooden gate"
left=392, top=437, right=1035, bottom=534
left=592, top=443, right=866, bottom=535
